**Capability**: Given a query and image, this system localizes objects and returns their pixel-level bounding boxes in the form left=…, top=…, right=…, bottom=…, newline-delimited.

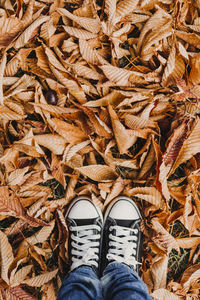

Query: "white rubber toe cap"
left=107, top=199, right=141, bottom=220
left=68, top=199, right=99, bottom=219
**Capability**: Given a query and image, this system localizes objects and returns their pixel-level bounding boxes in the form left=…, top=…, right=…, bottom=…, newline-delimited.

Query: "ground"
left=0, top=0, right=200, bottom=299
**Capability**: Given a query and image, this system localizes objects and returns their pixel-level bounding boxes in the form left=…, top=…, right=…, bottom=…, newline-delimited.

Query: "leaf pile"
left=0, top=0, right=200, bottom=299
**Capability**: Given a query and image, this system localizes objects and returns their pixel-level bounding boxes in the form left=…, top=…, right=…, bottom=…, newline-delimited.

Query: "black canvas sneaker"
left=65, top=196, right=103, bottom=274
left=102, top=196, right=143, bottom=273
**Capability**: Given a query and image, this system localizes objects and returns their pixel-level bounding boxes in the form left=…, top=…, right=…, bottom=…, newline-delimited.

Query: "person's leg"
left=57, top=265, right=102, bottom=300
left=57, top=196, right=103, bottom=300
left=101, top=196, right=152, bottom=300
left=101, top=262, right=152, bottom=300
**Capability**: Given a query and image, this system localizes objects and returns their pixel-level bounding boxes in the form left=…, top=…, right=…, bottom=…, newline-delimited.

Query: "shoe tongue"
left=72, top=218, right=97, bottom=226
left=115, top=219, right=140, bottom=228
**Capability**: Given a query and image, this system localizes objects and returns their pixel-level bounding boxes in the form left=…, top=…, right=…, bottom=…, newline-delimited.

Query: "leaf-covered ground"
left=0, top=0, right=200, bottom=299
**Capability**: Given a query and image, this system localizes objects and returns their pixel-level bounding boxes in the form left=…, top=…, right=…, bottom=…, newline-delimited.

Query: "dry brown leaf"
left=151, top=255, right=168, bottom=290
left=137, top=7, right=171, bottom=52
left=36, top=46, right=52, bottom=74
left=115, top=0, right=139, bottom=22
left=139, top=142, right=155, bottom=178
left=0, top=230, right=14, bottom=284
left=10, top=265, right=33, bottom=287
left=176, top=237, right=200, bottom=249
left=34, top=134, right=66, bottom=155
left=29, top=246, right=47, bottom=271
left=104, top=177, right=125, bottom=206
left=13, top=16, right=50, bottom=49
left=26, top=220, right=55, bottom=245
left=73, top=63, right=104, bottom=81
left=79, top=106, right=112, bottom=138
left=51, top=153, right=66, bottom=188
left=162, top=46, right=185, bottom=86
left=152, top=219, right=179, bottom=254
left=3, top=286, right=37, bottom=300
left=181, top=264, right=200, bottom=290
left=50, top=66, right=87, bottom=104
left=21, top=0, right=34, bottom=27
left=189, top=53, right=200, bottom=85
left=175, top=30, right=200, bottom=49
left=0, top=186, right=47, bottom=227
left=41, top=282, right=56, bottom=300
left=79, top=39, right=101, bottom=65
left=57, top=8, right=101, bottom=33
left=22, top=269, right=58, bottom=287
left=0, top=52, right=6, bottom=105
left=76, top=165, right=118, bottom=182
left=129, top=187, right=164, bottom=208
left=125, top=114, right=157, bottom=130
left=108, top=105, right=137, bottom=154
left=13, top=143, right=43, bottom=157
left=0, top=16, right=23, bottom=47
left=151, top=288, right=181, bottom=300
left=49, top=118, right=88, bottom=144
left=64, top=26, right=97, bottom=39
left=172, top=119, right=200, bottom=173
left=84, top=90, right=124, bottom=107
left=63, top=140, right=90, bottom=162
left=101, top=64, right=138, bottom=86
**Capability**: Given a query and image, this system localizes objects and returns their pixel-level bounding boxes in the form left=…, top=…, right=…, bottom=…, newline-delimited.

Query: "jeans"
left=57, top=262, right=152, bottom=300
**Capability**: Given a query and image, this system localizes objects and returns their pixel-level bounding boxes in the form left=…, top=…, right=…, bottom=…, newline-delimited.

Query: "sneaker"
left=65, top=196, right=103, bottom=273
left=102, top=196, right=142, bottom=273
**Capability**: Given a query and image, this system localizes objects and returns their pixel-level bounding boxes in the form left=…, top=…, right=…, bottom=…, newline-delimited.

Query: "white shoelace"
left=70, top=224, right=101, bottom=271
left=107, top=225, right=141, bottom=270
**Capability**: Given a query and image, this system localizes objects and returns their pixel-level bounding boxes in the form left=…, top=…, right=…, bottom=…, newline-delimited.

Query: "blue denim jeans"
left=57, top=262, right=152, bottom=300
